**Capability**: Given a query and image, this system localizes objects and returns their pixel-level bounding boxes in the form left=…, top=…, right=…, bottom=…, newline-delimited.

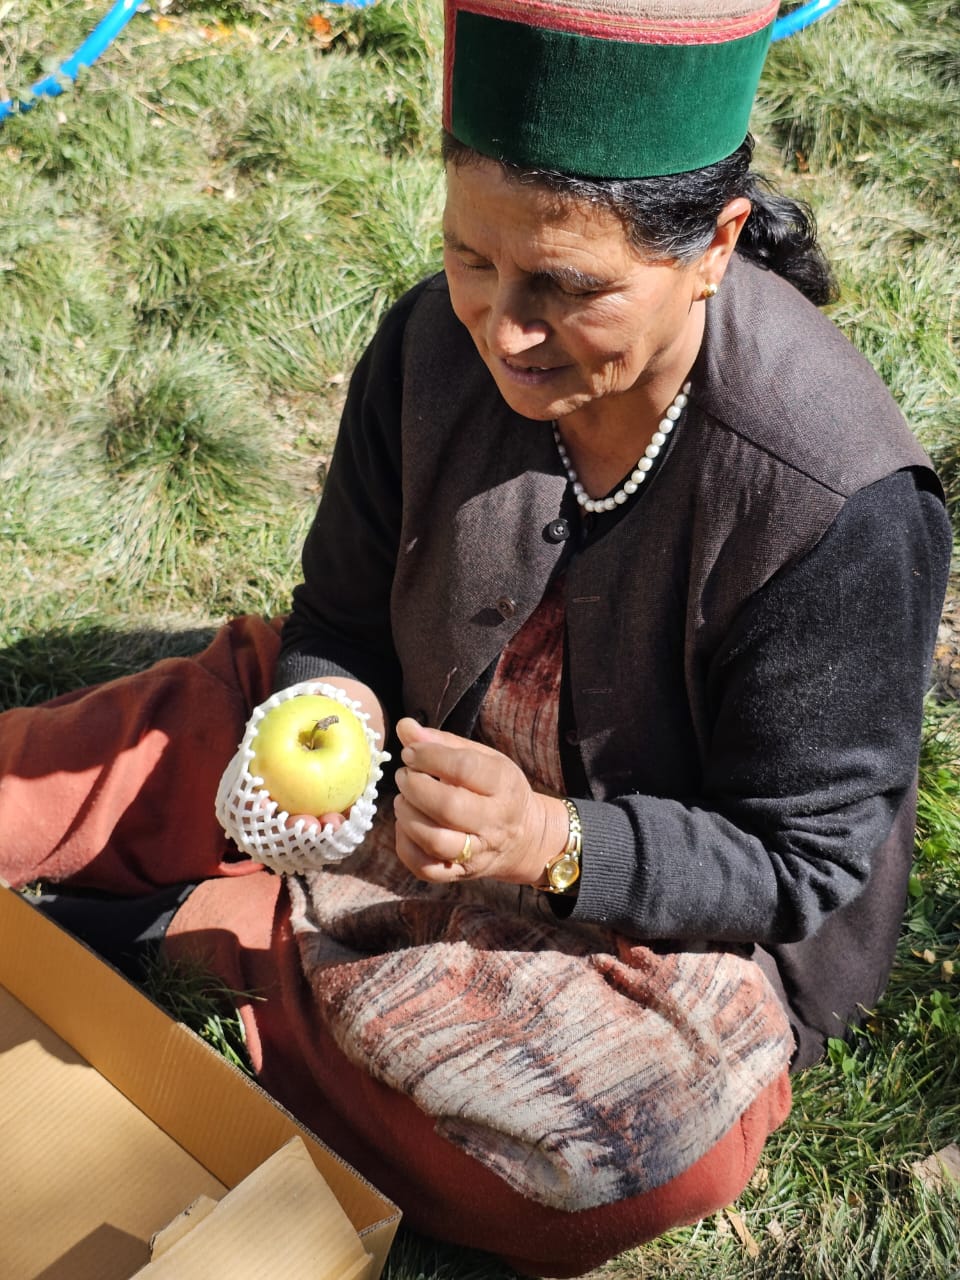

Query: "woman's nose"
left=486, top=285, right=548, bottom=358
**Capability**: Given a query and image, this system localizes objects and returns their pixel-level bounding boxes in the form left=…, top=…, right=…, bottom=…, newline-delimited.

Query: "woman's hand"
left=285, top=677, right=388, bottom=832
left=392, top=716, right=569, bottom=884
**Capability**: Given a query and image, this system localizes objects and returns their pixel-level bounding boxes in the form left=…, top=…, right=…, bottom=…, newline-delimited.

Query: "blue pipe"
left=0, top=0, right=841, bottom=125
left=0, top=0, right=140, bottom=122
left=772, top=0, right=843, bottom=42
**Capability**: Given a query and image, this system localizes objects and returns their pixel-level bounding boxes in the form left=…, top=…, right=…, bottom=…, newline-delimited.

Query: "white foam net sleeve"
left=215, top=680, right=391, bottom=875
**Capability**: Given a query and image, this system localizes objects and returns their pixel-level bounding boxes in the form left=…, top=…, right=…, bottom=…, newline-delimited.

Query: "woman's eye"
left=533, top=272, right=602, bottom=299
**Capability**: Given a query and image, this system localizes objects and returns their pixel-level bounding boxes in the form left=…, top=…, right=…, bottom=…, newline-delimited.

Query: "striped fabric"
left=454, top=0, right=778, bottom=45
left=474, top=571, right=567, bottom=797
left=443, top=0, right=776, bottom=177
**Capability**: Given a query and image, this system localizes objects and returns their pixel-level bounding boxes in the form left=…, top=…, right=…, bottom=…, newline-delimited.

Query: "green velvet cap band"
left=445, top=4, right=775, bottom=178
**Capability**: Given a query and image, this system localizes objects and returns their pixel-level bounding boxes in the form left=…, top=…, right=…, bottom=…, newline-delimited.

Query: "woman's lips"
left=498, top=357, right=567, bottom=386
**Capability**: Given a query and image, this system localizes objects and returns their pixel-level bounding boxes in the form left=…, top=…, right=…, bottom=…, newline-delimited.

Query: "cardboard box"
left=0, top=883, right=400, bottom=1279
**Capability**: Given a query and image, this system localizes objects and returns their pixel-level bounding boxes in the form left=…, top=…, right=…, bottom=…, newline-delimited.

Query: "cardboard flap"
left=0, top=986, right=227, bottom=1280
left=0, top=885, right=400, bottom=1279
left=135, top=1139, right=371, bottom=1279
left=149, top=1198, right=220, bottom=1258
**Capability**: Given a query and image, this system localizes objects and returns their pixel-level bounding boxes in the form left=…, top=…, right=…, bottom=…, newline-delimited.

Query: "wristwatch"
left=539, top=798, right=582, bottom=894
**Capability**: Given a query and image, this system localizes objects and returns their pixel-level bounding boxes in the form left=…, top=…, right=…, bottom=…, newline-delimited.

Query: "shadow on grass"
left=0, top=624, right=219, bottom=709
left=384, top=1223, right=524, bottom=1280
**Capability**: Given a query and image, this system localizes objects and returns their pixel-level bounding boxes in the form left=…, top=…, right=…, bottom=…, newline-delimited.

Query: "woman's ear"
left=697, top=197, right=752, bottom=296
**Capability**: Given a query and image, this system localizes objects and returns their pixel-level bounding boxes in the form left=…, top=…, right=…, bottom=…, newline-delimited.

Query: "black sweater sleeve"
left=569, top=470, right=951, bottom=945
left=272, top=285, right=428, bottom=728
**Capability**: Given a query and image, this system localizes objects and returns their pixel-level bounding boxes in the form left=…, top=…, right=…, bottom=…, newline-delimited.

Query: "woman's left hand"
left=393, top=717, right=569, bottom=885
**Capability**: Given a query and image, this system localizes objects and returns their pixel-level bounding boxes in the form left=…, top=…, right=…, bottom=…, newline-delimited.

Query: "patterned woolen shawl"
left=288, top=584, right=792, bottom=1211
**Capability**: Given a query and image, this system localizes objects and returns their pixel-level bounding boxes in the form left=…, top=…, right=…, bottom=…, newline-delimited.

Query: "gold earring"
left=701, top=283, right=719, bottom=300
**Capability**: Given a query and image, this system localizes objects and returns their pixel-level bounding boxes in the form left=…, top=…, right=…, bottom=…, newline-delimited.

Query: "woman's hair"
left=441, top=132, right=836, bottom=306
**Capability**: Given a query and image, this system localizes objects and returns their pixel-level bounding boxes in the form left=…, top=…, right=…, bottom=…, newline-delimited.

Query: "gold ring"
left=456, top=833, right=473, bottom=865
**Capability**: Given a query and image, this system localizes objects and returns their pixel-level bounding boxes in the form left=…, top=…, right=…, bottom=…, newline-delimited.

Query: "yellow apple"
left=249, top=694, right=371, bottom=816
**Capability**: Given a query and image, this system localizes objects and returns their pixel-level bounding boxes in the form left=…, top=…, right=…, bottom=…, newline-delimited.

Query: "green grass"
left=142, top=949, right=258, bottom=1077
left=3, top=1, right=960, bottom=1277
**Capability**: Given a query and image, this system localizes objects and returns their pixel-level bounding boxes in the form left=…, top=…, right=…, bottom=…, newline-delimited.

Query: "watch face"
left=548, top=853, right=580, bottom=892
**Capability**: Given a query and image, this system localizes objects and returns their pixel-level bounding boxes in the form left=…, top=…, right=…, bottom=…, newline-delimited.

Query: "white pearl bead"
left=552, top=382, right=690, bottom=518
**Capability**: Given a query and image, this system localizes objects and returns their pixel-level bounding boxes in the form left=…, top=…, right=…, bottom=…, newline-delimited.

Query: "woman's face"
left=442, top=158, right=710, bottom=428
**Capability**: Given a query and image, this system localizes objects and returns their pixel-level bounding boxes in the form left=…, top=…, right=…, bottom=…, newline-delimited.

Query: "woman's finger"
left=394, top=822, right=470, bottom=882
left=400, top=741, right=506, bottom=800
left=282, top=810, right=345, bottom=832
left=393, top=792, right=480, bottom=864
left=397, top=717, right=502, bottom=755
left=396, top=719, right=506, bottom=792
left=394, top=764, right=487, bottom=834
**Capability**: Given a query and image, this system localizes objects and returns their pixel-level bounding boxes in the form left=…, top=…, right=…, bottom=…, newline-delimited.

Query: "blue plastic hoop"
left=0, top=0, right=842, bottom=124
left=0, top=0, right=139, bottom=122
left=771, top=0, right=843, bottom=42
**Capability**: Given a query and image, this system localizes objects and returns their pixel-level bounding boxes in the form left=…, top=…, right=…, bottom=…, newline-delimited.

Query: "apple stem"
left=308, top=715, right=339, bottom=749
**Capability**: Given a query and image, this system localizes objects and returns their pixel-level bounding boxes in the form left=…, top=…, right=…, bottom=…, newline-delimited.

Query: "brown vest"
left=389, top=256, right=935, bottom=1066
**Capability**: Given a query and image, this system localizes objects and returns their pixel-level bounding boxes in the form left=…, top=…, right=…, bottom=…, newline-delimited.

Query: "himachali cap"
left=443, top=0, right=777, bottom=179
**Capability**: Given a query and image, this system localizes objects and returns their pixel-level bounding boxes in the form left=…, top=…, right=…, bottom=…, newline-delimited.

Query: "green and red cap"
left=443, top=0, right=777, bottom=178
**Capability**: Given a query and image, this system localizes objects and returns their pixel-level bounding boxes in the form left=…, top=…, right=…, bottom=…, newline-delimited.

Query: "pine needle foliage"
left=2, top=1, right=960, bottom=1277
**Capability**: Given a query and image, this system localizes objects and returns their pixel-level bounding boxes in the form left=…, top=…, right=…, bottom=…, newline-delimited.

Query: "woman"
left=2, top=1, right=950, bottom=1274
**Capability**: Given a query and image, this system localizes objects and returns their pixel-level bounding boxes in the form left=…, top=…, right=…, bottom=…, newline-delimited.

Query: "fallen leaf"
left=200, top=21, right=231, bottom=41
left=749, top=1165, right=769, bottom=1190
left=202, top=180, right=237, bottom=201
left=307, top=13, right=333, bottom=36
left=911, top=1143, right=960, bottom=1193
left=724, top=1207, right=761, bottom=1258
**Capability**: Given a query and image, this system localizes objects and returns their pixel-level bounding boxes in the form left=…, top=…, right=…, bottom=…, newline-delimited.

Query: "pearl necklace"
left=553, top=381, right=691, bottom=515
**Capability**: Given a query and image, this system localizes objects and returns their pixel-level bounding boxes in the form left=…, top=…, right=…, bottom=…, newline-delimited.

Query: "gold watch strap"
left=539, top=798, right=582, bottom=894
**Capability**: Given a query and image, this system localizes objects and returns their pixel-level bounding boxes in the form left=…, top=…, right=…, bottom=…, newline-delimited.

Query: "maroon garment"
left=0, top=614, right=791, bottom=1276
